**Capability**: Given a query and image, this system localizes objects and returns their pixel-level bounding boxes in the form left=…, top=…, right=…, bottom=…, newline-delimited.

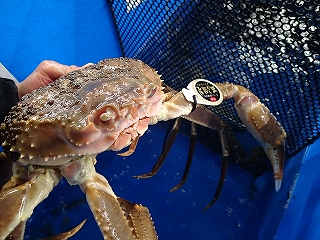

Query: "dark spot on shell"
left=26, top=106, right=36, bottom=115
left=73, top=82, right=82, bottom=89
left=74, top=100, right=81, bottom=105
left=47, top=100, right=54, bottom=105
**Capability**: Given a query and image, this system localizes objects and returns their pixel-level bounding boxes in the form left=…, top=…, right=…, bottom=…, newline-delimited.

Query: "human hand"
left=17, top=60, right=91, bottom=99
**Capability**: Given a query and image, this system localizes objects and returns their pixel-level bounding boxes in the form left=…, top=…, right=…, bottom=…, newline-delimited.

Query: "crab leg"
left=41, top=220, right=86, bottom=240
left=140, top=103, right=231, bottom=206
left=117, top=197, right=158, bottom=240
left=215, top=83, right=287, bottom=190
left=184, top=106, right=230, bottom=209
left=134, top=117, right=183, bottom=179
left=155, top=83, right=286, bottom=191
left=117, top=135, right=141, bottom=157
left=169, top=120, right=197, bottom=192
left=203, top=137, right=229, bottom=211
left=61, top=155, right=157, bottom=240
left=153, top=89, right=194, bottom=123
left=0, top=165, right=62, bottom=239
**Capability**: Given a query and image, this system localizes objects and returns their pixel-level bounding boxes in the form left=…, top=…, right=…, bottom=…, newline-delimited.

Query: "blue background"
left=0, top=0, right=121, bottom=80
left=1, top=1, right=320, bottom=239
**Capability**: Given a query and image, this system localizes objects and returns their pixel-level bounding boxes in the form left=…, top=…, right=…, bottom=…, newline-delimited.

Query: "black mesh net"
left=110, top=0, right=320, bottom=163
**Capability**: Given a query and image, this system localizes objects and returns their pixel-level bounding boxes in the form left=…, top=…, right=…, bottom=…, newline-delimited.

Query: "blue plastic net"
left=110, top=0, right=320, bottom=160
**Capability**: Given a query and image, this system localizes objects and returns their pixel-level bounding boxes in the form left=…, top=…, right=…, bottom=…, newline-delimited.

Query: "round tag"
left=181, top=79, right=223, bottom=106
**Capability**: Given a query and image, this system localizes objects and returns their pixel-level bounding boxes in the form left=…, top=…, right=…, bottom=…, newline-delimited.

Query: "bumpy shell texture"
left=1, top=58, right=163, bottom=166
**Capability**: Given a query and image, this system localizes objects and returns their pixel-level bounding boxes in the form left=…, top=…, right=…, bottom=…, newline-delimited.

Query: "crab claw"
left=264, top=143, right=286, bottom=191
left=239, top=99, right=287, bottom=191
left=215, top=83, right=287, bottom=191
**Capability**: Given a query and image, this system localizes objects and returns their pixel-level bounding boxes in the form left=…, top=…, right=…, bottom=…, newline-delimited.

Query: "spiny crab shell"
left=1, top=58, right=163, bottom=166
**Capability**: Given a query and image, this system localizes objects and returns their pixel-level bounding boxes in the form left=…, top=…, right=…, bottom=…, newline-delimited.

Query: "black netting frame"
left=110, top=0, right=320, bottom=164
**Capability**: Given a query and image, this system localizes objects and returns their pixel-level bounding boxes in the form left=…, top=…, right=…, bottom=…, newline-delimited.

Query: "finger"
left=38, top=61, right=78, bottom=84
left=40, top=61, right=94, bottom=82
left=17, top=61, right=78, bottom=98
left=81, top=63, right=94, bottom=68
left=17, top=60, right=94, bottom=99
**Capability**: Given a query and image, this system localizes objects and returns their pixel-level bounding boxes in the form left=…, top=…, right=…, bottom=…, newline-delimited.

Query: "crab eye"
left=145, top=83, right=157, bottom=98
left=100, top=107, right=118, bottom=125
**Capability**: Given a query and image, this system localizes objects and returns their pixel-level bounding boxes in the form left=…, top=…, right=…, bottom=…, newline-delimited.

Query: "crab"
left=0, top=58, right=286, bottom=239
left=136, top=83, right=287, bottom=209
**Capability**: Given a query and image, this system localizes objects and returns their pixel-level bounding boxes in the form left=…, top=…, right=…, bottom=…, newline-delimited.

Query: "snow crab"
left=0, top=58, right=286, bottom=239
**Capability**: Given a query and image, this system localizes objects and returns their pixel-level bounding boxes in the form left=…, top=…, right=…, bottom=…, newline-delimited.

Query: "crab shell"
left=1, top=58, right=163, bottom=166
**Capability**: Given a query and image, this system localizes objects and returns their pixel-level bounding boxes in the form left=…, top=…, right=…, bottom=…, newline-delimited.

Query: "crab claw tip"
left=275, top=179, right=282, bottom=191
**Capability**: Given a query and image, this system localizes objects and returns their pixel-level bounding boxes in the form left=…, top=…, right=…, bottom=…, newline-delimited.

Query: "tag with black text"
left=182, top=79, right=223, bottom=106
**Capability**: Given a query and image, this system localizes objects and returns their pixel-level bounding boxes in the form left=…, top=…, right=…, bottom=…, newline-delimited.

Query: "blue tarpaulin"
left=1, top=1, right=319, bottom=239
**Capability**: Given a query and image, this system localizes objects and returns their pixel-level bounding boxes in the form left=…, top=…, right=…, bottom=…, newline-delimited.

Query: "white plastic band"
left=182, top=79, right=223, bottom=106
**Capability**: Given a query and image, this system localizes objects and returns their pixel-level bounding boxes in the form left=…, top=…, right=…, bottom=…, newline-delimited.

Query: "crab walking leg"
left=0, top=167, right=61, bottom=239
left=215, top=82, right=287, bottom=191
left=135, top=117, right=183, bottom=179
left=61, top=155, right=157, bottom=240
left=148, top=103, right=231, bottom=207
left=183, top=106, right=230, bottom=209
left=117, top=198, right=158, bottom=239
left=43, top=220, right=87, bottom=240
left=169, top=120, right=197, bottom=192
left=117, top=135, right=141, bottom=157
left=153, top=83, right=286, bottom=191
